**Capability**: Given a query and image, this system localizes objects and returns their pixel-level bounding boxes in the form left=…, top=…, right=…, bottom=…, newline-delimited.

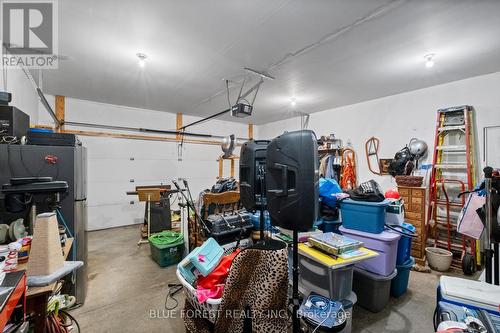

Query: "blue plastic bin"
left=340, top=199, right=390, bottom=234
left=390, top=256, right=414, bottom=297
left=395, top=222, right=415, bottom=265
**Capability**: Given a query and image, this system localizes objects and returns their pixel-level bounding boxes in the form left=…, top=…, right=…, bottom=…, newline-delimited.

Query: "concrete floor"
left=73, top=225, right=446, bottom=333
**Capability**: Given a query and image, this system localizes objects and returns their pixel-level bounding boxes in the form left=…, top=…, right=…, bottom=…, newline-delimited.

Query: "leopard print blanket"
left=184, top=242, right=289, bottom=333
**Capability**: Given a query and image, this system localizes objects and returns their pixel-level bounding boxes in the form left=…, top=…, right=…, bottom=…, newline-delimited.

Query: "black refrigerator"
left=0, top=144, right=88, bottom=304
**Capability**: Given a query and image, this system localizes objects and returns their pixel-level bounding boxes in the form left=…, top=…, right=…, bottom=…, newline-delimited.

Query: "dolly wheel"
left=462, top=252, right=476, bottom=275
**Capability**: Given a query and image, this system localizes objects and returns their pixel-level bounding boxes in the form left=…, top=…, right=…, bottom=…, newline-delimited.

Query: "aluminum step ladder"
left=426, top=105, right=479, bottom=273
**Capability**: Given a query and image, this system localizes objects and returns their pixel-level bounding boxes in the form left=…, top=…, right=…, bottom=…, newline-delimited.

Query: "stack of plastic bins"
left=339, top=226, right=400, bottom=312
left=339, top=226, right=400, bottom=276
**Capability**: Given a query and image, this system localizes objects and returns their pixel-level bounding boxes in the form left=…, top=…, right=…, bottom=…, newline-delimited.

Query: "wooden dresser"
left=398, top=186, right=426, bottom=265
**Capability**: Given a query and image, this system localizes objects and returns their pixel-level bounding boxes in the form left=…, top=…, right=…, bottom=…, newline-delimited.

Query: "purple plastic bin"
left=339, top=226, right=400, bottom=276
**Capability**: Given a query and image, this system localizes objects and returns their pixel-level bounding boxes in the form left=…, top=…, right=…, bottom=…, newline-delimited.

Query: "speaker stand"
left=258, top=207, right=265, bottom=240
left=258, top=165, right=266, bottom=241
left=292, top=229, right=300, bottom=333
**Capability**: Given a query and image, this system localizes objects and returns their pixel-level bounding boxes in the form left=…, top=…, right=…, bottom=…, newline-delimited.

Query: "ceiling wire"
left=195, top=0, right=407, bottom=111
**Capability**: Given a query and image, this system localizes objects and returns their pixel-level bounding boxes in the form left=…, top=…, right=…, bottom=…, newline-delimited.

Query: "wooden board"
left=137, top=188, right=162, bottom=202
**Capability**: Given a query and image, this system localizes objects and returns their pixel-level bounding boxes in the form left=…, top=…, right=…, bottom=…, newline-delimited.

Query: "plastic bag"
left=457, top=192, right=485, bottom=240
left=319, top=178, right=342, bottom=207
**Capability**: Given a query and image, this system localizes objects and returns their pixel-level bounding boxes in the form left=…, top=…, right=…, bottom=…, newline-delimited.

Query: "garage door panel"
left=81, top=137, right=178, bottom=159
left=87, top=179, right=177, bottom=206
left=88, top=159, right=178, bottom=183
left=87, top=202, right=144, bottom=231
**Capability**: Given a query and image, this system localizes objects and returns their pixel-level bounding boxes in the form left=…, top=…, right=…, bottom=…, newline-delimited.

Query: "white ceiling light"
left=136, top=53, right=147, bottom=68
left=424, top=54, right=435, bottom=68
left=290, top=97, right=297, bottom=107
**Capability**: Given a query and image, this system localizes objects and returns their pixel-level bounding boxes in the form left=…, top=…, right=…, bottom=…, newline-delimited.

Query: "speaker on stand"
left=265, top=130, right=319, bottom=333
left=239, top=131, right=319, bottom=333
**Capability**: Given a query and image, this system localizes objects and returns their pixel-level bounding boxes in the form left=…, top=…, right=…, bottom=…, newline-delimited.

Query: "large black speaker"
left=266, top=130, right=318, bottom=232
left=239, top=139, right=270, bottom=210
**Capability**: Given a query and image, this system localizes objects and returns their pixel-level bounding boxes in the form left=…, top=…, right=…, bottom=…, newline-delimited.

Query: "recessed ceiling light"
left=290, top=97, right=297, bottom=107
left=424, top=54, right=435, bottom=68
left=136, top=53, right=147, bottom=68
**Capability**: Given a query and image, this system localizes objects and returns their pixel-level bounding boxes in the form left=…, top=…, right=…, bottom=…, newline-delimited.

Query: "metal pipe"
left=292, top=229, right=300, bottom=333
left=20, top=65, right=60, bottom=125
left=484, top=166, right=494, bottom=284
left=259, top=165, right=266, bottom=241
left=30, top=204, right=37, bottom=234
left=64, top=121, right=212, bottom=138
left=37, top=88, right=60, bottom=125
left=59, top=128, right=220, bottom=145
left=494, top=242, right=499, bottom=286
left=63, top=120, right=248, bottom=142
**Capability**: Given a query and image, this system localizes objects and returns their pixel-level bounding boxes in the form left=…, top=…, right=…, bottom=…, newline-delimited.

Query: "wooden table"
left=17, top=238, right=73, bottom=332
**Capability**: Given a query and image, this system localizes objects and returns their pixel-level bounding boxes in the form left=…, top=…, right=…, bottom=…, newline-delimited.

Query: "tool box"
left=177, top=238, right=224, bottom=285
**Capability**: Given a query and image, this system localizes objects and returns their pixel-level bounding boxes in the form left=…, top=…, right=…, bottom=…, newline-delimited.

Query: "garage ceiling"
left=39, top=0, right=500, bottom=126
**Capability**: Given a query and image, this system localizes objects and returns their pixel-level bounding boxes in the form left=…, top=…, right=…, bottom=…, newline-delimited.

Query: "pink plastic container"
left=339, top=226, right=400, bottom=277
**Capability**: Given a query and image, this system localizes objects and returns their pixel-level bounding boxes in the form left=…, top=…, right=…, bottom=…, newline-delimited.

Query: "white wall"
left=1, top=66, right=40, bottom=123
left=256, top=71, right=500, bottom=191
left=38, top=97, right=248, bottom=230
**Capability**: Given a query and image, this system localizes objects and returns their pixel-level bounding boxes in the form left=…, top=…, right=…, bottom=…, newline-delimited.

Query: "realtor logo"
left=1, top=0, right=58, bottom=68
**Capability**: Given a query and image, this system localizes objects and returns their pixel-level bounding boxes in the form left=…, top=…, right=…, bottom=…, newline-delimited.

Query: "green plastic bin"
left=149, top=232, right=184, bottom=267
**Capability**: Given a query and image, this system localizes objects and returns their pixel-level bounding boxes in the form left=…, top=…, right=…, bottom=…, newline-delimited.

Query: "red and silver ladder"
left=426, top=105, right=479, bottom=271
